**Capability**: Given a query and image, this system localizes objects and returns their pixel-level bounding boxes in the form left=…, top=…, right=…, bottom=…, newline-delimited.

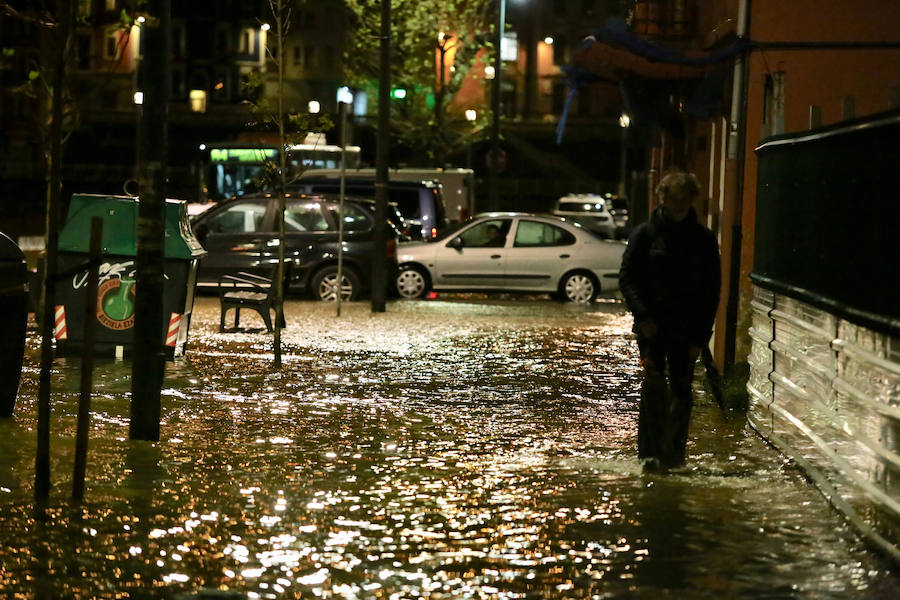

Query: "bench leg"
left=258, top=307, right=273, bottom=333
left=234, top=308, right=240, bottom=329
left=219, top=306, right=227, bottom=332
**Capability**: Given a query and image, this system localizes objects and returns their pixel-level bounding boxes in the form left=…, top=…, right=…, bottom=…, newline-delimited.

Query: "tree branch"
left=0, top=2, right=58, bottom=28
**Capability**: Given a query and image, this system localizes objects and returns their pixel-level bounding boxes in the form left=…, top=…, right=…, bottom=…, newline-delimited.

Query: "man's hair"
left=655, top=171, right=700, bottom=203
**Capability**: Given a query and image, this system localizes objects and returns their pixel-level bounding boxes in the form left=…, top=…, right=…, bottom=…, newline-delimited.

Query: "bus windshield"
left=201, top=141, right=361, bottom=201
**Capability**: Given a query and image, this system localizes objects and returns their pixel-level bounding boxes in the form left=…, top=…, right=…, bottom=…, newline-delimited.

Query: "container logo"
left=97, top=278, right=136, bottom=330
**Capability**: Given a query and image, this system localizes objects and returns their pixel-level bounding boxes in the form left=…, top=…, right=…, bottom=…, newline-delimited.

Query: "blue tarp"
left=557, top=19, right=747, bottom=143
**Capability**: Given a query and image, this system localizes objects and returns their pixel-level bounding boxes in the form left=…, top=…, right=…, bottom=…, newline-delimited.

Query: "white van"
left=552, top=193, right=617, bottom=239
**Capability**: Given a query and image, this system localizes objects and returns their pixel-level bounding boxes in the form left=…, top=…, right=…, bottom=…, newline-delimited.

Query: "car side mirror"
left=448, top=236, right=463, bottom=251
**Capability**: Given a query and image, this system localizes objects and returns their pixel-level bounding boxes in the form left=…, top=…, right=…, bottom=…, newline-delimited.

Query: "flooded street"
left=1, top=296, right=897, bottom=598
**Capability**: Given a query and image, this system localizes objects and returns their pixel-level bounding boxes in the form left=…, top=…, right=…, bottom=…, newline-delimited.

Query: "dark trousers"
left=637, top=336, right=696, bottom=467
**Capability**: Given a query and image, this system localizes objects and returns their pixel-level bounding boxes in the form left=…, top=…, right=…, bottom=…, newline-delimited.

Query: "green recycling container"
left=55, top=194, right=206, bottom=359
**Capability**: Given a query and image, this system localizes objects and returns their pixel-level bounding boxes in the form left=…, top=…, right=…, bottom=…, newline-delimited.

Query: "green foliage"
left=343, top=0, right=493, bottom=165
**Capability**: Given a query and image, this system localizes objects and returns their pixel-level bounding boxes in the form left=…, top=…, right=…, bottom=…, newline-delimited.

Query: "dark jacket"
left=619, top=205, right=721, bottom=346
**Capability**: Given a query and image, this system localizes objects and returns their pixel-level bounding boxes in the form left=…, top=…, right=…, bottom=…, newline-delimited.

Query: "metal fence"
left=748, top=285, right=900, bottom=563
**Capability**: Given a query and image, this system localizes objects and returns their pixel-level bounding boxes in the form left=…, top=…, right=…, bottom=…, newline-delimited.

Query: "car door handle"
left=559, top=254, right=570, bottom=259
left=491, top=254, right=502, bottom=259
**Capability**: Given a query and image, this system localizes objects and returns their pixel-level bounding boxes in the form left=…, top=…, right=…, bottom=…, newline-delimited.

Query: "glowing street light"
left=308, top=100, right=320, bottom=114
left=465, top=109, right=477, bottom=122
left=544, top=36, right=553, bottom=45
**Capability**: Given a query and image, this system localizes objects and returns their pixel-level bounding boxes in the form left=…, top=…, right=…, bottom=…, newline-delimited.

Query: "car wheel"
left=396, top=265, right=430, bottom=299
left=311, top=266, right=360, bottom=302
left=560, top=271, right=598, bottom=304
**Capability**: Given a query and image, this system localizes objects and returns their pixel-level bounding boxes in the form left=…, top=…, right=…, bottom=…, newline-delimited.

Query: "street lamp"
left=618, top=113, right=630, bottom=199
left=488, top=0, right=507, bottom=211
left=465, top=109, right=477, bottom=169
left=308, top=100, right=320, bottom=114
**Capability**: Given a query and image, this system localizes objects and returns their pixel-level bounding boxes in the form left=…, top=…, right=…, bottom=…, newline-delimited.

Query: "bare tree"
left=243, top=0, right=331, bottom=367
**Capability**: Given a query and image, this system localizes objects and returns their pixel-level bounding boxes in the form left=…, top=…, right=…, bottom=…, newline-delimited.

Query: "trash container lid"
left=59, top=194, right=206, bottom=259
left=0, top=231, right=25, bottom=263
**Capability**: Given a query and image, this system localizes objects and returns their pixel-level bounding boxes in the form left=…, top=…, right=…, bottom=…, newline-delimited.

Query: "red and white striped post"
left=165, top=312, right=182, bottom=348
left=53, top=305, right=67, bottom=340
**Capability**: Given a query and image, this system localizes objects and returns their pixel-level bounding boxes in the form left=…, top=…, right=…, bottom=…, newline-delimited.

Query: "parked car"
left=191, top=193, right=398, bottom=301
left=552, top=193, right=617, bottom=239
left=608, top=195, right=629, bottom=239
left=395, top=213, right=624, bottom=304
left=291, top=176, right=449, bottom=240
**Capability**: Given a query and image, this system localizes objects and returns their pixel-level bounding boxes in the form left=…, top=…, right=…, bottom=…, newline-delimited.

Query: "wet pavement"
left=1, top=295, right=897, bottom=598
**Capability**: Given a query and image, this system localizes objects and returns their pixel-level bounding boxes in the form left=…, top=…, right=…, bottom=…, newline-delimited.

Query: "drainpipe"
left=722, top=0, right=750, bottom=368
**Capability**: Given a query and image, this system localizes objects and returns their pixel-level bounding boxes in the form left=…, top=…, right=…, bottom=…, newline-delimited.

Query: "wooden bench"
left=218, top=267, right=289, bottom=333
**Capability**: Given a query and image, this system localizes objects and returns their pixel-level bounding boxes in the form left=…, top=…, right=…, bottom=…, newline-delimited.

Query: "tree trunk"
left=130, top=0, right=171, bottom=441
left=371, top=0, right=390, bottom=313
left=35, top=0, right=75, bottom=501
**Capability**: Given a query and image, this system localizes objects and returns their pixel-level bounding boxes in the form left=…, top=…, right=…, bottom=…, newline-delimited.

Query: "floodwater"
left=1, top=296, right=897, bottom=599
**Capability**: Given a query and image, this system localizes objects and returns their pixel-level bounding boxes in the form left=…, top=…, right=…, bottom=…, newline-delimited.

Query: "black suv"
left=290, top=177, right=448, bottom=240
left=191, top=193, right=398, bottom=301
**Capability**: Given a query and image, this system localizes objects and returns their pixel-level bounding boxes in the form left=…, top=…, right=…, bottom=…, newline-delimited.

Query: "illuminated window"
left=190, top=90, right=207, bottom=113
left=501, top=32, right=517, bottom=62
left=238, top=28, right=254, bottom=54
left=106, top=0, right=116, bottom=11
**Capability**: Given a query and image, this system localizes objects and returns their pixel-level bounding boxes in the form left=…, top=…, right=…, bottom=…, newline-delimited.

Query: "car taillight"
left=386, top=238, right=396, bottom=259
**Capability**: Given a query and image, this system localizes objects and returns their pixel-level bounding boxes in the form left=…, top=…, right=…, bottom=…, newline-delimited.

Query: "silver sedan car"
left=395, top=213, right=624, bottom=303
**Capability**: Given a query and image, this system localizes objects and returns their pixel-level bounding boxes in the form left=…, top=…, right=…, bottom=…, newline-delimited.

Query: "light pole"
left=465, top=109, right=477, bottom=169
left=488, top=0, right=506, bottom=211
left=618, top=113, right=630, bottom=198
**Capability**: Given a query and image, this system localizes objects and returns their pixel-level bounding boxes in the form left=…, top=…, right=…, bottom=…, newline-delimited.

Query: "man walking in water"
left=619, top=171, right=721, bottom=471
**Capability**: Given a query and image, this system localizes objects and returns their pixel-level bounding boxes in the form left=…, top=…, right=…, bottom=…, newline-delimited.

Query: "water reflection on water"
left=0, top=296, right=896, bottom=598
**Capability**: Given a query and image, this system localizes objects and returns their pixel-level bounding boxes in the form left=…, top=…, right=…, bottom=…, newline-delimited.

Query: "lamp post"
left=618, top=113, right=630, bottom=198
left=465, top=109, right=477, bottom=169
left=488, top=0, right=506, bottom=211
